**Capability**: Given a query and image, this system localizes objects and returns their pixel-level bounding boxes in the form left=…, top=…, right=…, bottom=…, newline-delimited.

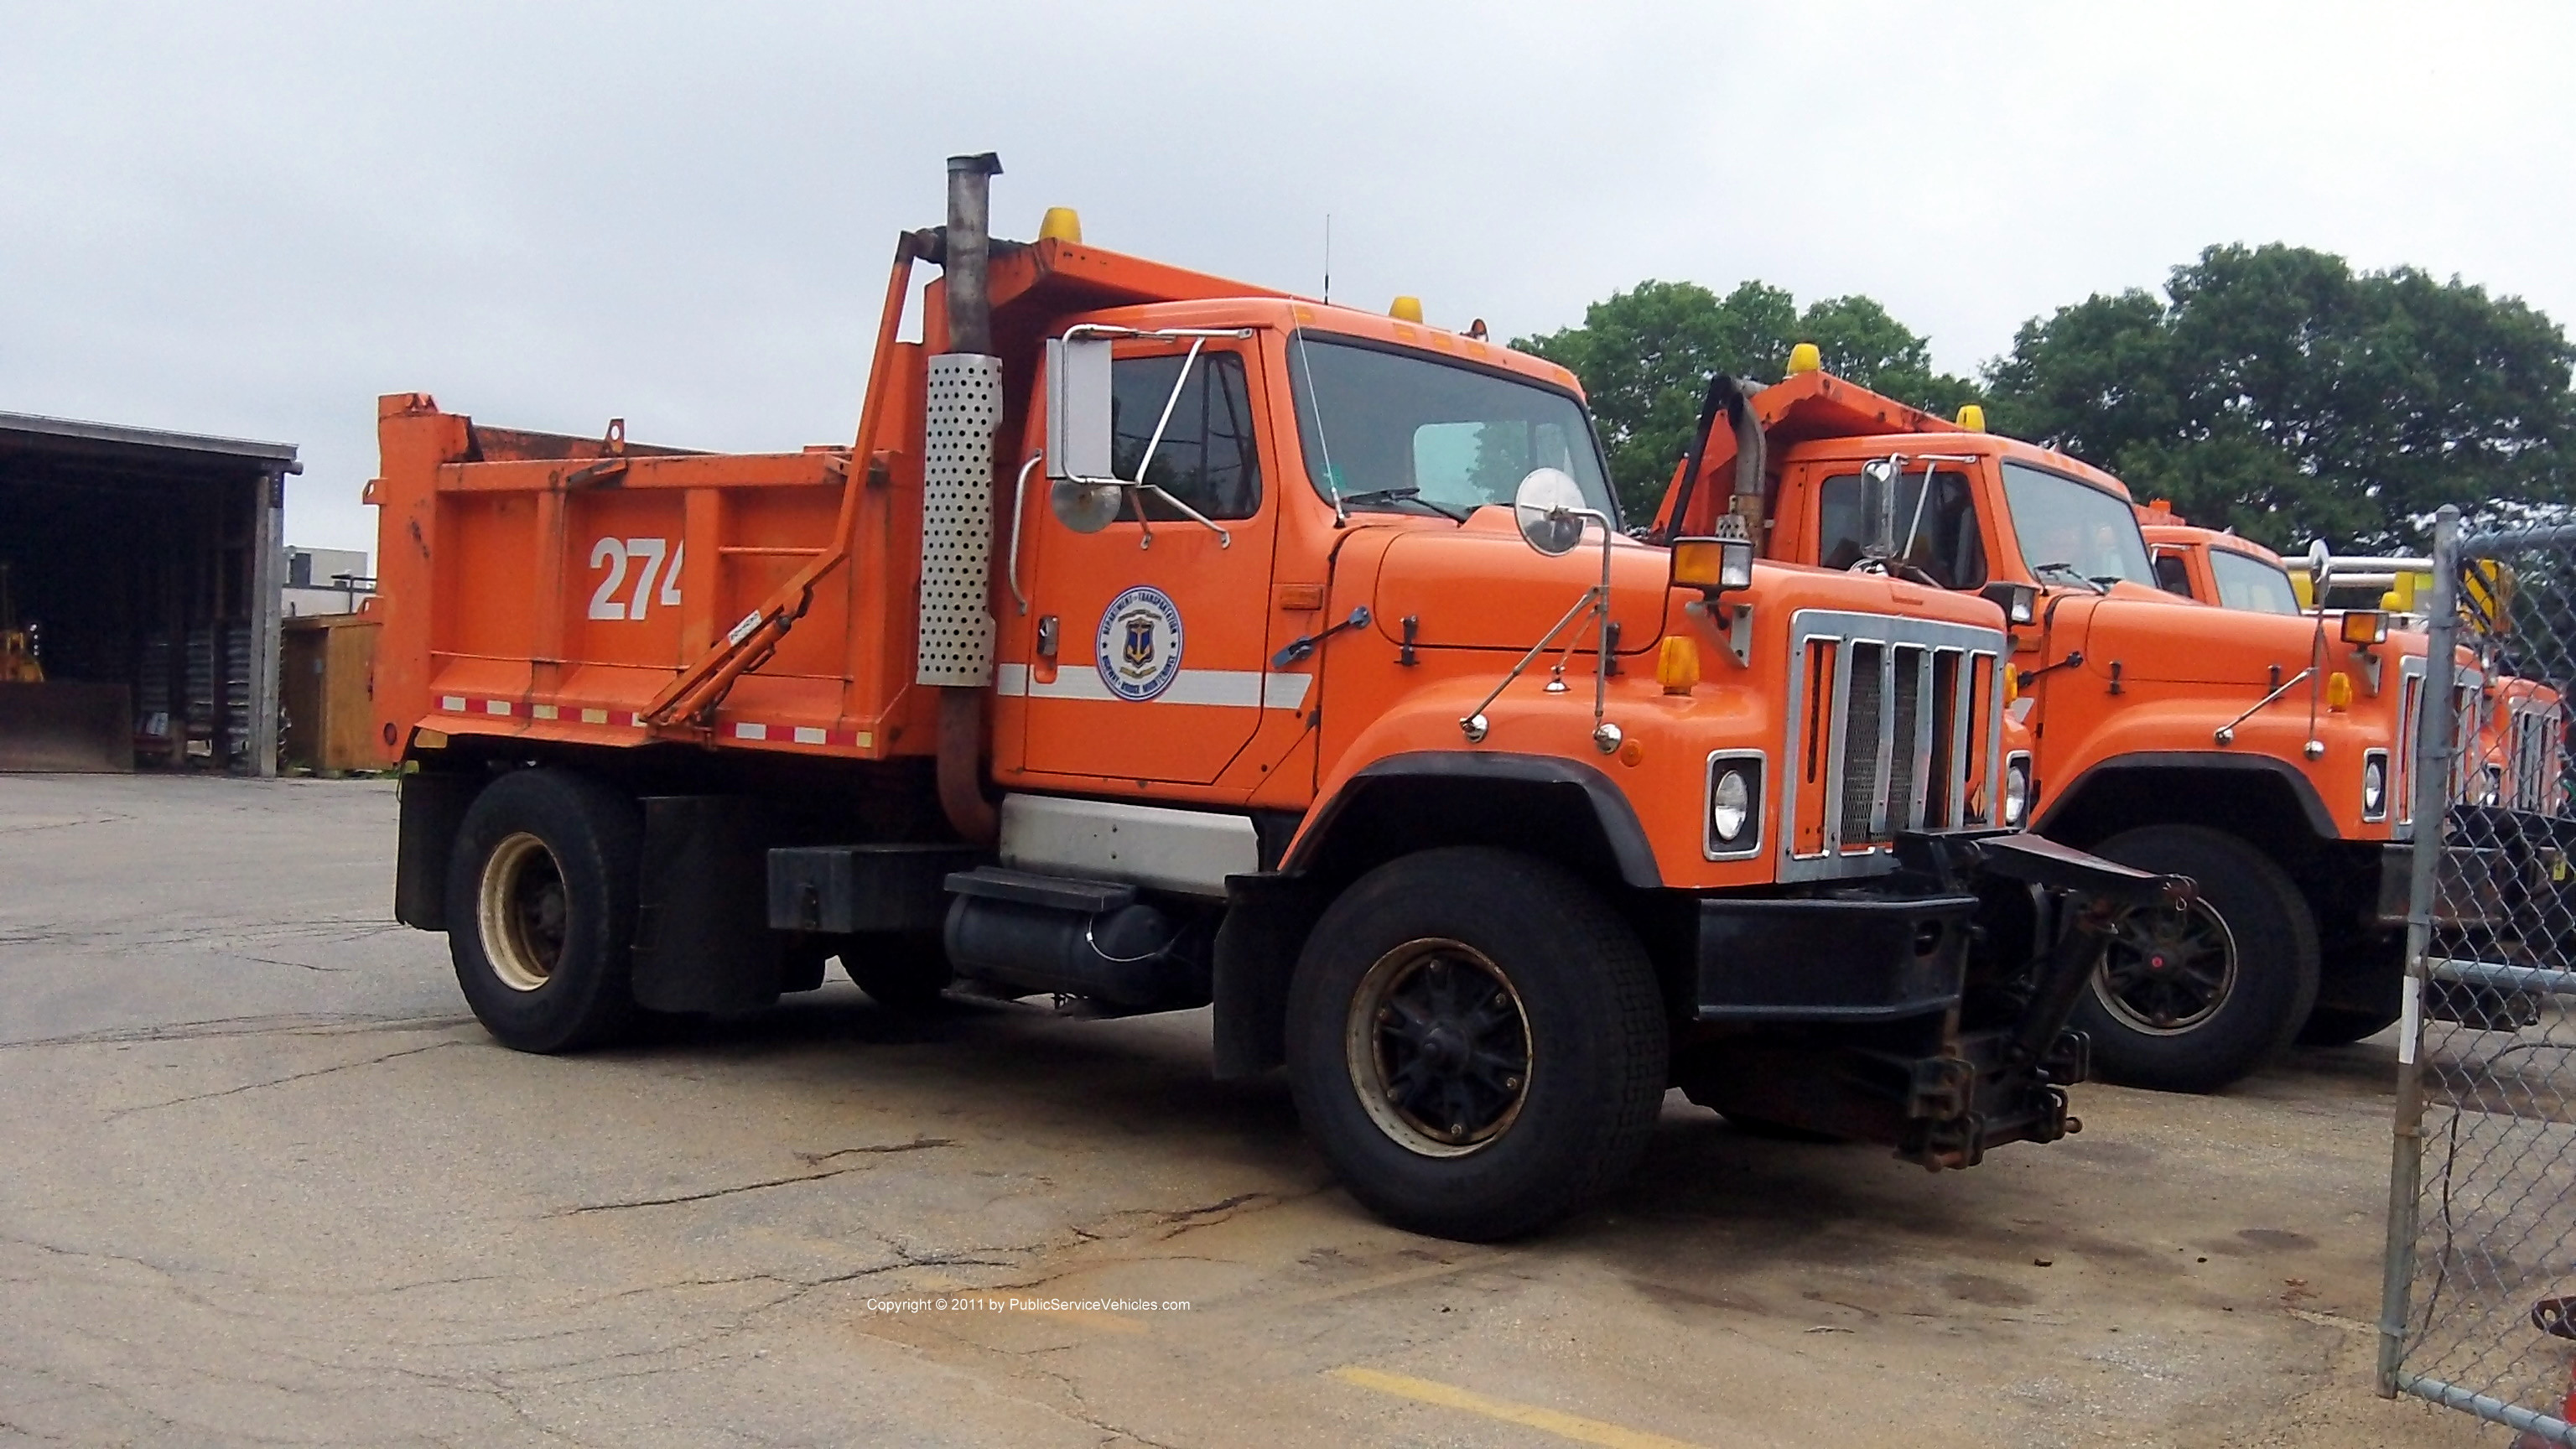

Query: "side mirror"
left=2307, top=538, right=2331, bottom=592
left=1513, top=468, right=1590, bottom=556
left=1044, top=336, right=1114, bottom=481
left=1860, top=456, right=1900, bottom=561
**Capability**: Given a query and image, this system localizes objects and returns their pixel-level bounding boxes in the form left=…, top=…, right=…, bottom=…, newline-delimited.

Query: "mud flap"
left=632, top=796, right=786, bottom=1013
left=1211, top=873, right=1327, bottom=1080
left=395, top=769, right=480, bottom=930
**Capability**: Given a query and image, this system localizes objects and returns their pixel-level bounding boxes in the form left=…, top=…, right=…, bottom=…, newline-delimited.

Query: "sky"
left=5, top=2, right=2573, bottom=558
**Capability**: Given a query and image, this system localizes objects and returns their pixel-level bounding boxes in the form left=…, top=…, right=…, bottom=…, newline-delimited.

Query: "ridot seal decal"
left=1096, top=585, right=1185, bottom=701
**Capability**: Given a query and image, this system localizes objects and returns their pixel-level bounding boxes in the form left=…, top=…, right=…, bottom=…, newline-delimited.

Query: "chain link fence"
left=2382, top=506, right=2576, bottom=1445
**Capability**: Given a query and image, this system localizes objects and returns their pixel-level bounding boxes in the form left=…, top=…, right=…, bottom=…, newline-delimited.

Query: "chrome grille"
left=1782, top=610, right=2007, bottom=881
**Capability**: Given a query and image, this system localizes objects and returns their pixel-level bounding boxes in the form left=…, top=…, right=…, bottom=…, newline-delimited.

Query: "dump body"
left=377, top=173, right=2174, bottom=1238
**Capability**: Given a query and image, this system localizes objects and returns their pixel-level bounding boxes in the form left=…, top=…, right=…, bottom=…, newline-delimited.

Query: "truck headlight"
left=2361, top=750, right=2389, bottom=822
left=2003, top=755, right=2033, bottom=828
left=1704, top=754, right=1763, bottom=857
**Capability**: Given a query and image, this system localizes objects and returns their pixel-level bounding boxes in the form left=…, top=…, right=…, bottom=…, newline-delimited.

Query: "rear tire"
left=2070, top=824, right=2319, bottom=1093
left=839, top=931, right=953, bottom=1009
left=1285, top=847, right=1668, bottom=1241
left=445, top=768, right=644, bottom=1054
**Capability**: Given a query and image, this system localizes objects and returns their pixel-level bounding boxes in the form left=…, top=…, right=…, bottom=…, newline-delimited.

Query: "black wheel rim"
left=1344, top=938, right=1532, bottom=1158
left=2094, top=899, right=2238, bottom=1035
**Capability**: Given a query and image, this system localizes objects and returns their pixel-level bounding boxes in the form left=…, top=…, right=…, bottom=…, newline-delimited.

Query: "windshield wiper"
left=2031, top=561, right=2107, bottom=595
left=1341, top=486, right=1469, bottom=523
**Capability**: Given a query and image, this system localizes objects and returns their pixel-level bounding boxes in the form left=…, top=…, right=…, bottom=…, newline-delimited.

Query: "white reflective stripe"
left=2398, top=975, right=2422, bottom=1065
left=579, top=709, right=610, bottom=724
left=485, top=699, right=512, bottom=716
left=734, top=722, right=768, bottom=741
left=993, top=661, right=1308, bottom=710
left=532, top=704, right=558, bottom=720
left=792, top=726, right=827, bottom=745
left=439, top=696, right=466, bottom=712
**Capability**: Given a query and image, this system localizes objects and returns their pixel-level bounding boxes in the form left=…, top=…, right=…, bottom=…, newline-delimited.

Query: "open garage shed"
left=0, top=413, right=299, bottom=774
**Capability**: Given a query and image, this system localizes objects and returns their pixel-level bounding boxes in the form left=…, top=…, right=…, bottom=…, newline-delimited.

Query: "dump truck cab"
left=372, top=157, right=2176, bottom=1240
left=2137, top=508, right=2303, bottom=615
left=1656, top=364, right=2432, bottom=1088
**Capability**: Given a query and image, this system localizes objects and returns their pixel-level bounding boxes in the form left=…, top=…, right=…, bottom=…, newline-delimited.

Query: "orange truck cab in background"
left=371, top=155, right=2172, bottom=1241
left=2135, top=506, right=2303, bottom=616
left=2142, top=505, right=2570, bottom=896
left=1655, top=362, right=2459, bottom=1092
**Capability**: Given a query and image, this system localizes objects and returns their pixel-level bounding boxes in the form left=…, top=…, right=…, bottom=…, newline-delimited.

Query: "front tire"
left=2070, top=824, right=2319, bottom=1093
left=445, top=768, right=644, bottom=1054
left=1285, top=848, right=1668, bottom=1241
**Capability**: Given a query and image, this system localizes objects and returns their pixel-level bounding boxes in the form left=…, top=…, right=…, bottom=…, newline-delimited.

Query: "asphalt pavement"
left=0, top=773, right=2477, bottom=1446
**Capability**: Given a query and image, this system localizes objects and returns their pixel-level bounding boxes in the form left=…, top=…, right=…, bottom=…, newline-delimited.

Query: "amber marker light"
left=1671, top=537, right=1755, bottom=595
left=1655, top=636, right=1702, bottom=695
left=2326, top=671, right=2355, bottom=712
left=2342, top=610, right=2389, bottom=646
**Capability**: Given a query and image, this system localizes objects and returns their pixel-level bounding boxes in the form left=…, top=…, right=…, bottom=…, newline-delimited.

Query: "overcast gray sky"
left=6, top=2, right=2572, bottom=558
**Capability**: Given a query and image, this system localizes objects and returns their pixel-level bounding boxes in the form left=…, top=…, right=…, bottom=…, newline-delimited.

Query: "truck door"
left=1006, top=335, right=1284, bottom=786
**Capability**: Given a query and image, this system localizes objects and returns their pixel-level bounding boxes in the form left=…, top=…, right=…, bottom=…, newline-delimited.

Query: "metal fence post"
left=2380, top=505, right=2459, bottom=1394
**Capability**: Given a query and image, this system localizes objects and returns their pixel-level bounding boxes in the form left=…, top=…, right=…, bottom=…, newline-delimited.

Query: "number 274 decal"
left=587, top=538, right=684, bottom=620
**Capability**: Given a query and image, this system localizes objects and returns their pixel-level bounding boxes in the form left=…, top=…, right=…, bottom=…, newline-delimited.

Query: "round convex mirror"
left=1052, top=478, right=1124, bottom=534
left=2306, top=538, right=2331, bottom=591
left=1512, top=468, right=1589, bottom=557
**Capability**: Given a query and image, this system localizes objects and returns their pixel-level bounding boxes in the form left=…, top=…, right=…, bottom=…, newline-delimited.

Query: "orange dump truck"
left=1656, top=361, right=2441, bottom=1091
left=371, top=155, right=2172, bottom=1239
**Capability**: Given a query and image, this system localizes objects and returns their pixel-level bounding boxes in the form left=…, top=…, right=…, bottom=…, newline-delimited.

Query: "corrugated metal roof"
left=0, top=410, right=300, bottom=471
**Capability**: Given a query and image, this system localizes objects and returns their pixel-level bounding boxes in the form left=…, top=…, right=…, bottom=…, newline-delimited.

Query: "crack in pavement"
left=793, top=1135, right=957, bottom=1165
left=1, top=1012, right=475, bottom=1052
left=562, top=1138, right=960, bottom=1215
left=106, top=1040, right=460, bottom=1116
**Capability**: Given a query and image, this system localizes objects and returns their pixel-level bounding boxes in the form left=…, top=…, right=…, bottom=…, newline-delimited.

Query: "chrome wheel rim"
left=1344, top=937, right=1532, bottom=1158
left=2094, top=898, right=2238, bottom=1035
left=477, top=832, right=566, bottom=993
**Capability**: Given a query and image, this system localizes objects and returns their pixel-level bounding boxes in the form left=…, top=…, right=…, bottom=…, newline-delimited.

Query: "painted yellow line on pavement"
left=1327, top=1366, right=1706, bottom=1449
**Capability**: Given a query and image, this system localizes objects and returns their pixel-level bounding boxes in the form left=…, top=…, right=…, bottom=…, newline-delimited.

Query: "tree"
left=1517, top=281, right=1979, bottom=522
left=1983, top=244, right=2576, bottom=551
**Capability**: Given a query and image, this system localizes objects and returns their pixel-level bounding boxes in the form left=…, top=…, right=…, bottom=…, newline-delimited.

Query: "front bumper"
left=1678, top=828, right=2184, bottom=1170
left=1691, top=889, right=1977, bottom=1022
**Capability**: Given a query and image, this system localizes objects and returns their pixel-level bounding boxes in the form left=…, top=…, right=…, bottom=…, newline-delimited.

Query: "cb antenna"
left=1322, top=214, right=1331, bottom=305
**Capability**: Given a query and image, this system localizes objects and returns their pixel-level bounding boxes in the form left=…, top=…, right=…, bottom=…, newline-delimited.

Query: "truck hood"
left=1368, top=511, right=1666, bottom=654
left=2071, top=590, right=2416, bottom=688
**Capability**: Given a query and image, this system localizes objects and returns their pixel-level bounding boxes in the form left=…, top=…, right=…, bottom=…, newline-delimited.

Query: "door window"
left=1111, top=351, right=1260, bottom=521
left=2153, top=551, right=2196, bottom=598
left=1815, top=469, right=1988, bottom=589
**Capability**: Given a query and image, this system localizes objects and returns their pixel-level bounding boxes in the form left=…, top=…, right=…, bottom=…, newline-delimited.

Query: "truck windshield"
left=2210, top=548, right=2302, bottom=614
left=1287, top=333, right=1618, bottom=523
left=1999, top=462, right=2154, bottom=588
